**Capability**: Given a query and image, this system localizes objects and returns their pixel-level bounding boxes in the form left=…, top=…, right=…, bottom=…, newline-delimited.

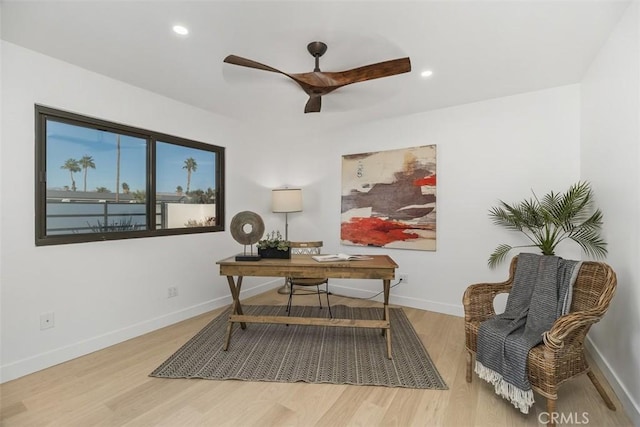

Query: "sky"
left=46, top=120, right=216, bottom=194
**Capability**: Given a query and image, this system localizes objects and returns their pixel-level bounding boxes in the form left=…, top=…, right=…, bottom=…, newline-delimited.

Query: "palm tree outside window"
left=79, top=155, right=96, bottom=192
left=60, top=158, right=80, bottom=191
left=183, top=157, right=197, bottom=193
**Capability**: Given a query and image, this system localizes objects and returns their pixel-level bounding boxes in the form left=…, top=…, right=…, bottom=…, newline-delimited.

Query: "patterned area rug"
left=150, top=305, right=447, bottom=389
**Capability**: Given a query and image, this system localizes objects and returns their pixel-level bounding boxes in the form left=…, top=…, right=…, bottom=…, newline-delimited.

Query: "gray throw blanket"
left=475, top=253, right=581, bottom=413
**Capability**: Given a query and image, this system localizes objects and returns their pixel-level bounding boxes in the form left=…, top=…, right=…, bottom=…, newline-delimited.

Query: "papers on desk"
left=312, top=253, right=373, bottom=262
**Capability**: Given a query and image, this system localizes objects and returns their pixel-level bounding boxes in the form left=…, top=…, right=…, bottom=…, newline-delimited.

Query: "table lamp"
left=271, top=188, right=302, bottom=240
left=272, top=188, right=302, bottom=295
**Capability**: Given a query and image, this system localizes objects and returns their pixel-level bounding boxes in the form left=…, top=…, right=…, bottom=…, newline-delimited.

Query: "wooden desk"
left=217, top=254, right=399, bottom=359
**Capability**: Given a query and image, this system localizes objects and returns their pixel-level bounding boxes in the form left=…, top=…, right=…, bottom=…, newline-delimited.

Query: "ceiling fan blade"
left=224, top=55, right=309, bottom=92
left=326, top=57, right=411, bottom=86
left=223, top=55, right=283, bottom=74
left=304, top=96, right=322, bottom=113
left=289, top=57, right=411, bottom=95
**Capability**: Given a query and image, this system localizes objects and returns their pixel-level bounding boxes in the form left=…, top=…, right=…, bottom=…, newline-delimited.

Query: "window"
left=35, top=105, right=225, bottom=246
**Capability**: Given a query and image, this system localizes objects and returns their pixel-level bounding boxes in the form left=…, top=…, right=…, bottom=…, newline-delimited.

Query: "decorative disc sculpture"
left=230, top=211, right=265, bottom=261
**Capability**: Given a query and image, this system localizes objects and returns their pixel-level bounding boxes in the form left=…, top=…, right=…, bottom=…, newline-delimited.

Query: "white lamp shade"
left=272, top=188, right=303, bottom=213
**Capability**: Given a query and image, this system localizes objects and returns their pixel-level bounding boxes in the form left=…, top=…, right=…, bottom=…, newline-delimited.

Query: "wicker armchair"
left=463, top=256, right=617, bottom=426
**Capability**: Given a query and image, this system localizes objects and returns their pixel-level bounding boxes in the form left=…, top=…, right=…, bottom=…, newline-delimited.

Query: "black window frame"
left=35, top=105, right=225, bottom=246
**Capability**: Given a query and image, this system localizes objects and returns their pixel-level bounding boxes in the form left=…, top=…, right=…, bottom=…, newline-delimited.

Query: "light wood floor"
left=1, top=291, right=632, bottom=426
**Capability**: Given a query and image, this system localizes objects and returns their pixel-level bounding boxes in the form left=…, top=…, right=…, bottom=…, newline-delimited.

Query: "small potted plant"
left=487, top=181, right=607, bottom=268
left=257, top=230, right=291, bottom=259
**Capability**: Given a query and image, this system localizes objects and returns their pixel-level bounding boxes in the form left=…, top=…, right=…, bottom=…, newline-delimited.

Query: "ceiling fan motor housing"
left=307, top=41, right=328, bottom=57
left=307, top=41, right=328, bottom=72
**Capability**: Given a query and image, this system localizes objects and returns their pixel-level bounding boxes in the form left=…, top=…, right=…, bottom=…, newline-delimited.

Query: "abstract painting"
left=341, top=145, right=436, bottom=251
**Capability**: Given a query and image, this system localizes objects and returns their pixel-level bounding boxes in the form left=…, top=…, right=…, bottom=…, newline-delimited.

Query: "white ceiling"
left=0, top=1, right=631, bottom=125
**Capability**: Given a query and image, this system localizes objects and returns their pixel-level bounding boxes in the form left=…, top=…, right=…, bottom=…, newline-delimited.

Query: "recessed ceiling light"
left=421, top=70, right=434, bottom=78
left=172, top=25, right=189, bottom=36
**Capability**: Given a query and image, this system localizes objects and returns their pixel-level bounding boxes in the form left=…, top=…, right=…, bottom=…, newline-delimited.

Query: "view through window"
left=35, top=105, right=225, bottom=245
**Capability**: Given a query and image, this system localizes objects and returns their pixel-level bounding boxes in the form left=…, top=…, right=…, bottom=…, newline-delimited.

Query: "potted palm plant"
left=488, top=181, right=607, bottom=268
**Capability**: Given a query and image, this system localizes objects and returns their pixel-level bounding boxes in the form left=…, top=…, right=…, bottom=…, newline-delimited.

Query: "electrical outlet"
left=168, top=287, right=178, bottom=298
left=399, top=274, right=409, bottom=284
left=40, top=312, right=55, bottom=330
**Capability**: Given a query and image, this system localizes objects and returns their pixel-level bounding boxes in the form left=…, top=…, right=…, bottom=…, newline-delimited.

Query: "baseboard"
left=329, top=284, right=464, bottom=317
left=586, top=336, right=640, bottom=425
left=0, top=280, right=281, bottom=383
left=390, top=294, right=464, bottom=317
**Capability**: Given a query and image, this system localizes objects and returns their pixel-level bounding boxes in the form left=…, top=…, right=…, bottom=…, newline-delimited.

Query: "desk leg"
left=223, top=319, right=233, bottom=351
left=223, top=275, right=246, bottom=351
left=383, top=278, right=392, bottom=359
left=226, top=275, right=246, bottom=328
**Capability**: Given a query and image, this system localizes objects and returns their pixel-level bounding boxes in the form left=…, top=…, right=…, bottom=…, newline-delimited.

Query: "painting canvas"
left=341, top=145, right=436, bottom=251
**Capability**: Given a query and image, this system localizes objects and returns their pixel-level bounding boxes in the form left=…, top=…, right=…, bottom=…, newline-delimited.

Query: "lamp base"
left=278, top=285, right=291, bottom=295
left=277, top=280, right=291, bottom=294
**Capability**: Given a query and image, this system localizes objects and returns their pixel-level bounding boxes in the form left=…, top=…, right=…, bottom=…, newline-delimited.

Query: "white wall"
left=0, top=12, right=4, bottom=377
left=581, top=2, right=640, bottom=423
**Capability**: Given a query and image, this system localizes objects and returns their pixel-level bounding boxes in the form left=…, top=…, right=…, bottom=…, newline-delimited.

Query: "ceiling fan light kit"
left=224, top=41, right=411, bottom=113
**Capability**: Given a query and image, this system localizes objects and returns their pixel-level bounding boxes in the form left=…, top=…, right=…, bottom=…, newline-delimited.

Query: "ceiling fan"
left=223, top=41, right=411, bottom=113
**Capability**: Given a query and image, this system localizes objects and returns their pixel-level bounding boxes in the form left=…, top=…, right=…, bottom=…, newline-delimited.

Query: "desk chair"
left=286, top=241, right=332, bottom=318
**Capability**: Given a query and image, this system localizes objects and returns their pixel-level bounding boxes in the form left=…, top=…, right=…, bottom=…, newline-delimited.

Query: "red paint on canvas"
left=413, top=174, right=436, bottom=187
left=341, top=217, right=419, bottom=246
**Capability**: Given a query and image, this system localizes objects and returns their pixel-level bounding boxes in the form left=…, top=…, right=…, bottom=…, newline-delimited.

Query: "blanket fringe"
left=475, top=360, right=535, bottom=414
